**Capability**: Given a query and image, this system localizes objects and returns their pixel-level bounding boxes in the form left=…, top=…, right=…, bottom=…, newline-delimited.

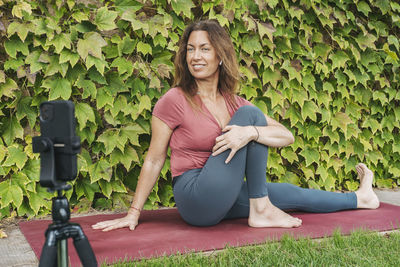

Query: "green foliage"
left=0, top=0, right=399, bottom=218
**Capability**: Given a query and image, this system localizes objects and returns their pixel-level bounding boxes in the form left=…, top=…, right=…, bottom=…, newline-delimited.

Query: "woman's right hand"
left=91, top=211, right=140, bottom=232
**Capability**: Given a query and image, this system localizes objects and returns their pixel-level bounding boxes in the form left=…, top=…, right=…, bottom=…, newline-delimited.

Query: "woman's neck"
left=195, top=75, right=219, bottom=100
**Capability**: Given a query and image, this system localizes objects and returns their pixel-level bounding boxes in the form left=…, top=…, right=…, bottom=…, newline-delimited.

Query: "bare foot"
left=355, top=163, right=380, bottom=209
left=248, top=197, right=302, bottom=228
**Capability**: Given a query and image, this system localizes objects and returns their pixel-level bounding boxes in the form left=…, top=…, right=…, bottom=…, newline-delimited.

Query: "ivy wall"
left=0, top=0, right=399, bottom=218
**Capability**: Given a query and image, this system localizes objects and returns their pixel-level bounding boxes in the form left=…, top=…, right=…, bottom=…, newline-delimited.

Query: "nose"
left=193, top=48, right=201, bottom=60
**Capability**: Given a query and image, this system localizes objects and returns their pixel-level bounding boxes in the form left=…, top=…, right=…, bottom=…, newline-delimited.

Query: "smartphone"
left=39, top=101, right=78, bottom=183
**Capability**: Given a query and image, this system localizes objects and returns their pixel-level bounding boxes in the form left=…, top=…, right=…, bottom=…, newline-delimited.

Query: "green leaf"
left=95, top=7, right=118, bottom=31
left=76, top=178, right=99, bottom=201
left=72, top=11, right=89, bottom=22
left=357, top=1, right=371, bottom=16
left=59, top=49, right=80, bottom=68
left=75, top=103, right=96, bottom=130
left=2, top=116, right=24, bottom=145
left=98, top=129, right=119, bottom=155
left=171, top=0, right=194, bottom=18
left=28, top=191, right=43, bottom=214
left=120, top=124, right=146, bottom=147
left=118, top=35, right=136, bottom=56
left=111, top=57, right=133, bottom=76
left=45, top=55, right=69, bottom=77
left=86, top=55, right=108, bottom=76
left=242, top=35, right=262, bottom=56
left=329, top=51, right=349, bottom=70
left=136, top=41, right=152, bottom=56
left=372, top=91, right=388, bottom=104
left=257, top=21, right=275, bottom=41
left=89, top=159, right=112, bottom=183
left=313, top=43, right=331, bottom=60
left=331, top=112, right=353, bottom=133
left=25, top=50, right=46, bottom=73
left=99, top=180, right=113, bottom=198
left=306, top=124, right=322, bottom=142
left=285, top=105, right=302, bottom=127
left=96, top=87, right=113, bottom=109
left=16, top=97, right=37, bottom=128
left=388, top=35, right=399, bottom=51
left=0, top=78, right=18, bottom=98
left=4, top=37, right=29, bottom=58
left=42, top=78, right=72, bottom=100
left=265, top=89, right=283, bottom=109
left=11, top=1, right=32, bottom=18
left=301, top=101, right=318, bottom=121
left=281, top=172, right=300, bottom=186
left=300, top=146, right=320, bottom=167
left=7, top=22, right=31, bottom=42
left=262, top=68, right=281, bottom=88
left=77, top=32, right=107, bottom=60
left=138, top=95, right=152, bottom=113
left=356, top=33, right=376, bottom=51
left=75, top=77, right=97, bottom=99
left=3, top=146, right=28, bottom=169
left=0, top=181, right=23, bottom=209
left=47, top=33, right=72, bottom=54
left=110, top=179, right=127, bottom=193
left=23, top=159, right=40, bottom=182
left=280, top=147, right=298, bottom=163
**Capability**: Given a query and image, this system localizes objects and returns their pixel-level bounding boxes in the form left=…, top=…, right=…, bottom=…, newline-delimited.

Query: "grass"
left=103, top=229, right=400, bottom=266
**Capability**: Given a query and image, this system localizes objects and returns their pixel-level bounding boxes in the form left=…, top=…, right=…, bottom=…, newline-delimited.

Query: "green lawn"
left=104, top=230, right=400, bottom=266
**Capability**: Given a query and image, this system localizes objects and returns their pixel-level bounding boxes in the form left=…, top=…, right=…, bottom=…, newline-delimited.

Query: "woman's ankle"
left=249, top=195, right=272, bottom=213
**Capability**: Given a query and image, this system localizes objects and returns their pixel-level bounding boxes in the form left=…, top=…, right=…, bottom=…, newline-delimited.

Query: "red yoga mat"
left=20, top=203, right=400, bottom=267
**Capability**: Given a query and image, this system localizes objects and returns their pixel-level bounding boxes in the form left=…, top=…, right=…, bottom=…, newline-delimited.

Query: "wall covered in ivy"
left=0, top=0, right=399, bottom=218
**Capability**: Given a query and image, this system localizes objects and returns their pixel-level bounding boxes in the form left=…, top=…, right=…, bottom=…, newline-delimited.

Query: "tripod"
left=33, top=101, right=97, bottom=266
left=38, top=184, right=97, bottom=267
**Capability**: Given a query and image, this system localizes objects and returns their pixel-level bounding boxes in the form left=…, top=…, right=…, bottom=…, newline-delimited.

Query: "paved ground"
left=0, top=189, right=399, bottom=267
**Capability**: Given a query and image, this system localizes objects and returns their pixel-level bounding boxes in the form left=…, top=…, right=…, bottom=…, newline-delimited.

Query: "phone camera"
left=40, top=103, right=54, bottom=121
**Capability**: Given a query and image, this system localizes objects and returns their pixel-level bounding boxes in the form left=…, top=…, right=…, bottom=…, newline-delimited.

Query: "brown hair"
left=173, top=20, right=239, bottom=108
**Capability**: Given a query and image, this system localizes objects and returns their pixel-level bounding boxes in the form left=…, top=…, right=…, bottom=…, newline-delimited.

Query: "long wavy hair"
left=173, top=20, right=240, bottom=108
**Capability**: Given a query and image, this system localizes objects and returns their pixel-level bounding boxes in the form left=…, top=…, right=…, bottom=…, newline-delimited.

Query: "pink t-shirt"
left=153, top=87, right=253, bottom=177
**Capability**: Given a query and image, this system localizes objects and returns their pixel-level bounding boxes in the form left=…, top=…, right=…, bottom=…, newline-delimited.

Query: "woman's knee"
left=233, top=105, right=267, bottom=126
left=180, top=213, right=221, bottom=227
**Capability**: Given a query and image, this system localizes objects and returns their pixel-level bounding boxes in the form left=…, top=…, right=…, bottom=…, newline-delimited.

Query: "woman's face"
left=186, top=30, right=220, bottom=81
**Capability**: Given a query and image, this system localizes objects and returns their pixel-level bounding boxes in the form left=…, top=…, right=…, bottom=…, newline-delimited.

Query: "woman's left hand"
left=212, top=125, right=256, bottom=164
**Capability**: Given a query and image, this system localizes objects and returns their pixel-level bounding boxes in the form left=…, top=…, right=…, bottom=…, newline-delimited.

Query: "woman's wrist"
left=127, top=205, right=141, bottom=216
left=248, top=126, right=259, bottom=141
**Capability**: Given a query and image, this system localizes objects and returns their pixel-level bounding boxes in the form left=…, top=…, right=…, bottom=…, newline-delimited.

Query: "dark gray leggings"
left=172, top=106, right=357, bottom=226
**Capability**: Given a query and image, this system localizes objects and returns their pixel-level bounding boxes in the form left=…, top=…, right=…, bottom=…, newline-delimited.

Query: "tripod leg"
left=71, top=224, right=98, bottom=267
left=39, top=231, right=58, bottom=267
left=58, top=239, right=68, bottom=267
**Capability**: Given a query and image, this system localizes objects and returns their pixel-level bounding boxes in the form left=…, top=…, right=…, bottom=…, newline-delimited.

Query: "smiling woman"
left=92, top=20, right=379, bottom=232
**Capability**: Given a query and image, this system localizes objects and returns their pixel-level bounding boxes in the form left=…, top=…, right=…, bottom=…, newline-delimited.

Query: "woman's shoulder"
left=234, top=94, right=253, bottom=107
left=159, top=87, right=186, bottom=102
left=155, top=87, right=186, bottom=109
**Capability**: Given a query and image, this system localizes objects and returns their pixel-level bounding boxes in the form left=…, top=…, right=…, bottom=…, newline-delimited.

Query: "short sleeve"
left=153, top=88, right=184, bottom=130
left=235, top=95, right=254, bottom=108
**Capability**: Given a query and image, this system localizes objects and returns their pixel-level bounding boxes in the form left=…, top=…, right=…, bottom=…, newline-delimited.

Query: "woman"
left=92, top=20, right=379, bottom=231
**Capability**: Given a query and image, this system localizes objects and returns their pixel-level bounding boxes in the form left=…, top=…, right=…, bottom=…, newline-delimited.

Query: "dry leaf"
left=0, top=229, right=7, bottom=239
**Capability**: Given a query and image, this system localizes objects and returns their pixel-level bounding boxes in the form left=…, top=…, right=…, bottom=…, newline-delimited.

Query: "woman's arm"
left=251, top=114, right=295, bottom=147
left=92, top=116, right=173, bottom=231
left=212, top=114, right=294, bottom=164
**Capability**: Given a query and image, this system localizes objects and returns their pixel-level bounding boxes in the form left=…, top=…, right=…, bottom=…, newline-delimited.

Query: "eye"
left=202, top=47, right=210, bottom=51
left=187, top=47, right=194, bottom=52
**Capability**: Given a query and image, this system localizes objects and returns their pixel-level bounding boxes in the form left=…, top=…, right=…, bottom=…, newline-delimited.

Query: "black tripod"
left=33, top=123, right=98, bottom=266
left=38, top=184, right=97, bottom=267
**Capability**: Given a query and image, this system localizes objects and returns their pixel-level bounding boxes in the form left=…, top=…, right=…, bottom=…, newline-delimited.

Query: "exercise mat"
left=19, top=203, right=400, bottom=266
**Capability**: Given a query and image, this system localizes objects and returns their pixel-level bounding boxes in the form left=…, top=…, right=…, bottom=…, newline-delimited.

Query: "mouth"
left=192, top=64, right=206, bottom=70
